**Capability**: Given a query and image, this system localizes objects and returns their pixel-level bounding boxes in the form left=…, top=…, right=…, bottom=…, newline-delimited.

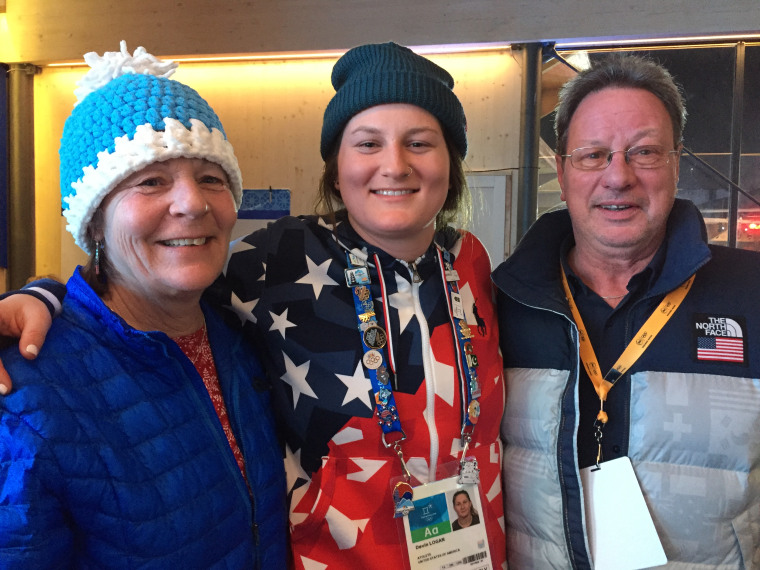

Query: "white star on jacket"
left=296, top=256, right=338, bottom=299
left=269, top=308, right=296, bottom=339
left=281, top=352, right=316, bottom=407
left=388, top=273, right=416, bottom=332
left=324, top=506, right=369, bottom=550
left=227, top=292, right=258, bottom=325
left=335, top=361, right=373, bottom=409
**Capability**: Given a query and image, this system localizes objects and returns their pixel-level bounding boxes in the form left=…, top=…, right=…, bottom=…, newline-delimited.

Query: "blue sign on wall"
left=237, top=188, right=290, bottom=220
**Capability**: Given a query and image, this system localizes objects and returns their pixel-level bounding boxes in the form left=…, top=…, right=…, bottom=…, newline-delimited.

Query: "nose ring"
left=404, top=166, right=413, bottom=178
left=204, top=203, right=209, bottom=213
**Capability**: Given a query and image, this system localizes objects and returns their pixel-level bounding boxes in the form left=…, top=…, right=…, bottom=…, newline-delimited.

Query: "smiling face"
left=95, top=157, right=237, bottom=309
left=556, top=87, right=680, bottom=264
left=336, top=103, right=451, bottom=260
left=453, top=492, right=472, bottom=519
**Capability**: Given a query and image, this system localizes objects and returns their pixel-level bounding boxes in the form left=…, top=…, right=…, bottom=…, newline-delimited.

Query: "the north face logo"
left=693, top=314, right=746, bottom=364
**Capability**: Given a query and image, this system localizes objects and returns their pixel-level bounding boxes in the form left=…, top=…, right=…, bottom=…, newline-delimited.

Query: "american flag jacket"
left=219, top=213, right=506, bottom=569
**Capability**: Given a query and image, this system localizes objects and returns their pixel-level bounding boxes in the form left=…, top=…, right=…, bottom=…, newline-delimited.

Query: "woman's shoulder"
left=437, top=226, right=489, bottom=256
left=243, top=214, right=328, bottom=238
left=2, top=303, right=95, bottom=370
left=444, top=228, right=493, bottom=280
left=455, top=228, right=489, bottom=253
left=0, top=317, right=106, bottom=436
left=232, top=215, right=338, bottom=260
left=2, top=317, right=112, bottom=395
left=1, top=277, right=147, bottom=406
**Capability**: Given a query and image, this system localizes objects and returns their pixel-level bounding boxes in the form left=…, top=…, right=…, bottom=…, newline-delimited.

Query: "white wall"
left=34, top=50, right=522, bottom=279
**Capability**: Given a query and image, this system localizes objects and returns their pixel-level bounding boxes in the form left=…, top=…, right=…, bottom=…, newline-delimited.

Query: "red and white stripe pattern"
left=696, top=336, right=744, bottom=362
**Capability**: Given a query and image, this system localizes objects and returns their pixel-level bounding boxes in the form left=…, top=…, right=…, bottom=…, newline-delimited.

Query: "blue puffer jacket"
left=0, top=269, right=288, bottom=569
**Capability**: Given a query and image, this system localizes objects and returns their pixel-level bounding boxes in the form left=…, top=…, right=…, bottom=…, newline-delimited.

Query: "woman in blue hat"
left=0, top=43, right=286, bottom=568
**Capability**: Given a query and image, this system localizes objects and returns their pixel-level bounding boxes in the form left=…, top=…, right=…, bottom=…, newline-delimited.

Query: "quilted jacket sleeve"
left=0, top=409, right=72, bottom=568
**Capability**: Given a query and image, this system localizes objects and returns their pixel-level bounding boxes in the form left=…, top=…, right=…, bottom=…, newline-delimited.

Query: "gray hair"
left=554, top=54, right=687, bottom=156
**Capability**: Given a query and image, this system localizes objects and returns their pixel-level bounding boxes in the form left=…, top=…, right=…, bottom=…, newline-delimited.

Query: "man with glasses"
left=493, top=54, right=760, bottom=569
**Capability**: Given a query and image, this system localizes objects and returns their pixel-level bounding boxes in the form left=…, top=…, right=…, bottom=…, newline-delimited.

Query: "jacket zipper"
left=410, top=262, right=422, bottom=283
left=407, top=261, right=439, bottom=482
left=181, top=331, right=258, bottom=567
left=515, top=296, right=588, bottom=569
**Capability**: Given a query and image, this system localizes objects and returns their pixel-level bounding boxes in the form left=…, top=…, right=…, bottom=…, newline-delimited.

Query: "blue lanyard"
left=345, top=249, right=482, bottom=445
left=437, top=249, right=481, bottom=441
left=346, top=252, right=404, bottom=444
left=345, top=248, right=483, bottom=516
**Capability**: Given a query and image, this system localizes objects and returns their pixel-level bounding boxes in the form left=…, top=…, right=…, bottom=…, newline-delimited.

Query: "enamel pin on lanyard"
left=346, top=250, right=483, bottom=518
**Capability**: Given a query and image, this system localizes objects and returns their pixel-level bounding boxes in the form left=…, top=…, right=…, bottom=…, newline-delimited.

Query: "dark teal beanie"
left=320, top=42, right=468, bottom=160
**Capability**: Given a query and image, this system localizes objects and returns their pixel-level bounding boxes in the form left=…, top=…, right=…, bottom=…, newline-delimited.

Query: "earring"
left=94, top=240, right=103, bottom=276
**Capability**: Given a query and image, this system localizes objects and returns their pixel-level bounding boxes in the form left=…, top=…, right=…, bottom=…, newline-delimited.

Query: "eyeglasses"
left=561, top=145, right=680, bottom=171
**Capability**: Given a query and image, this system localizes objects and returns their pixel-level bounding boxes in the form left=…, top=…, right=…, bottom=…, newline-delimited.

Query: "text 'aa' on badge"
left=363, top=325, right=387, bottom=349
left=363, top=349, right=383, bottom=370
left=377, top=406, right=398, bottom=426
left=345, top=267, right=370, bottom=287
left=393, top=481, right=415, bottom=517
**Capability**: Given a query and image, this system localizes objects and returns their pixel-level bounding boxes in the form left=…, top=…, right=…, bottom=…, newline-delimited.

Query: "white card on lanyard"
left=580, top=457, right=667, bottom=570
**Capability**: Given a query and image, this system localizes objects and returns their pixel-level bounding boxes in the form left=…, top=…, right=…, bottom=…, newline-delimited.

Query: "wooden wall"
left=2, top=0, right=759, bottom=64
left=33, top=49, right=521, bottom=279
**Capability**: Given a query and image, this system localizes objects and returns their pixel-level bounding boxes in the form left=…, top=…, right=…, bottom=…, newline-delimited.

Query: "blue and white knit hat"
left=60, top=41, right=243, bottom=252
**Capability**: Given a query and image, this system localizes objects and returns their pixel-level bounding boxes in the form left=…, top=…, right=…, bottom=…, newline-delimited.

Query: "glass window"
left=539, top=42, right=760, bottom=251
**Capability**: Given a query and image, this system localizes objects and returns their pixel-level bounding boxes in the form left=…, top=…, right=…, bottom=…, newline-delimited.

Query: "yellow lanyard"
left=559, top=265, right=694, bottom=434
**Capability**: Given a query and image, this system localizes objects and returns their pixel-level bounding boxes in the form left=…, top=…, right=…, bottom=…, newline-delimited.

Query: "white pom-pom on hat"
left=73, top=40, right=178, bottom=105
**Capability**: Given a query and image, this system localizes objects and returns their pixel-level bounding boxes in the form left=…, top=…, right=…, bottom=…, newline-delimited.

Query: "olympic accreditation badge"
left=401, top=477, right=493, bottom=569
